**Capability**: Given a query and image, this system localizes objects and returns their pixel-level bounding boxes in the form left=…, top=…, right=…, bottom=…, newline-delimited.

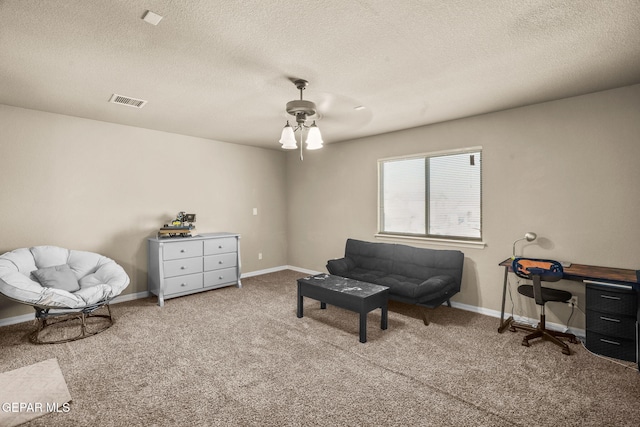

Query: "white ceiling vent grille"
left=109, top=94, right=147, bottom=109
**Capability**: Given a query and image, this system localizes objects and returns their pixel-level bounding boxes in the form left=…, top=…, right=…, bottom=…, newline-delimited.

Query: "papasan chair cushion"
left=0, top=246, right=130, bottom=343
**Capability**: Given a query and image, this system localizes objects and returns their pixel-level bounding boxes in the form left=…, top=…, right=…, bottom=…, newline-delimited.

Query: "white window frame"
left=376, top=147, right=485, bottom=249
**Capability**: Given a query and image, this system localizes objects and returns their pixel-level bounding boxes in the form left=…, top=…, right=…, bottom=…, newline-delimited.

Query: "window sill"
left=374, top=233, right=486, bottom=249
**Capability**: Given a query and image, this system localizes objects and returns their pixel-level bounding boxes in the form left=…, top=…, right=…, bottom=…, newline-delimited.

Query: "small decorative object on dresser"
left=157, top=211, right=197, bottom=238
left=147, top=232, right=241, bottom=307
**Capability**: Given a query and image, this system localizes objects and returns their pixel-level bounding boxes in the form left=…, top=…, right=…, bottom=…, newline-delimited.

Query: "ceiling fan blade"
left=314, top=92, right=372, bottom=129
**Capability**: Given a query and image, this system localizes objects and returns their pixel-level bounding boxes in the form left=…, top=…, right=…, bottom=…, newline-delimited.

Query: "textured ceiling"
left=1, top=0, right=639, bottom=149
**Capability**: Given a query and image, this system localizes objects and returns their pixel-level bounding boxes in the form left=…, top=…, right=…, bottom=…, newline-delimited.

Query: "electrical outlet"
left=258, top=252, right=263, bottom=260
left=568, top=296, right=578, bottom=307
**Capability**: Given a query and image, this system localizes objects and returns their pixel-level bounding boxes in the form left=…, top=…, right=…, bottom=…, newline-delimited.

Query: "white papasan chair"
left=0, top=246, right=130, bottom=344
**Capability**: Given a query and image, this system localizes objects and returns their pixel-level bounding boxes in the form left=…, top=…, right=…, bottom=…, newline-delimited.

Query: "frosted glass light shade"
left=305, top=122, right=323, bottom=150
left=279, top=123, right=297, bottom=149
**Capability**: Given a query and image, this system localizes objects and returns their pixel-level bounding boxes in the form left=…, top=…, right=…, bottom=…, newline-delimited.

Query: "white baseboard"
left=0, top=313, right=36, bottom=327
left=0, top=290, right=152, bottom=327
left=240, top=265, right=289, bottom=278
left=450, top=300, right=586, bottom=339
left=0, top=265, right=585, bottom=338
left=112, top=290, right=150, bottom=303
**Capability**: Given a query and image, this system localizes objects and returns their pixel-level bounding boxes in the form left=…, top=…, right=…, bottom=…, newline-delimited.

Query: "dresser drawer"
left=204, top=237, right=237, bottom=256
left=204, top=267, right=238, bottom=287
left=163, top=257, right=203, bottom=278
left=164, top=273, right=203, bottom=295
left=586, top=309, right=636, bottom=339
left=586, top=330, right=637, bottom=362
left=163, top=241, right=203, bottom=260
left=204, top=253, right=237, bottom=271
left=586, top=284, right=637, bottom=316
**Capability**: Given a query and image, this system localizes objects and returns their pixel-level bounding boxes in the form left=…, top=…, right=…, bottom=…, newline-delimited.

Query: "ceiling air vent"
left=109, top=94, right=147, bottom=109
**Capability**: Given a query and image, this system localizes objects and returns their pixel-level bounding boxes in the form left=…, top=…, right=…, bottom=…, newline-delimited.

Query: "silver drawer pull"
left=218, top=245, right=223, bottom=249
left=180, top=249, right=187, bottom=253
left=180, top=283, right=186, bottom=287
left=219, top=276, right=224, bottom=279
left=600, top=338, right=621, bottom=346
left=600, top=316, right=621, bottom=323
left=181, top=266, right=186, bottom=270
left=600, top=295, right=621, bottom=300
left=219, top=261, right=224, bottom=264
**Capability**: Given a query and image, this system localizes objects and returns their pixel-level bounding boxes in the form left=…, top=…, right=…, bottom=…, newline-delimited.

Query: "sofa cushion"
left=345, top=239, right=394, bottom=272
left=376, top=274, right=423, bottom=298
left=391, top=244, right=463, bottom=286
left=345, top=268, right=388, bottom=285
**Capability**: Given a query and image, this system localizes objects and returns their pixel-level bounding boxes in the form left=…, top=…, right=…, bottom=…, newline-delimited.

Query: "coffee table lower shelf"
left=296, top=274, right=389, bottom=343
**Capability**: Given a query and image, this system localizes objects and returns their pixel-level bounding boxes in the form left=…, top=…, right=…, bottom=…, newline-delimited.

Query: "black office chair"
left=510, top=258, right=578, bottom=355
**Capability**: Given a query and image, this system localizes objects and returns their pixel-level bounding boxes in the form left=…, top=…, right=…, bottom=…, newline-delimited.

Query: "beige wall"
left=0, top=105, right=288, bottom=319
left=2, top=85, right=639, bottom=326
left=286, top=84, right=640, bottom=329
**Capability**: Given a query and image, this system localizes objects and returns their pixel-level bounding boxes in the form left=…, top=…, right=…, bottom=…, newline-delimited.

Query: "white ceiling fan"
left=277, top=78, right=371, bottom=159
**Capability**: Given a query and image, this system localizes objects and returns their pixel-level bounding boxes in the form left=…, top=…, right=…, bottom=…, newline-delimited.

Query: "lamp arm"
left=512, top=238, right=524, bottom=258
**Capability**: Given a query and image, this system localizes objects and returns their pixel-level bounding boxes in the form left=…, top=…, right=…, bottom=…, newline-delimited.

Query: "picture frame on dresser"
left=147, top=232, right=241, bottom=307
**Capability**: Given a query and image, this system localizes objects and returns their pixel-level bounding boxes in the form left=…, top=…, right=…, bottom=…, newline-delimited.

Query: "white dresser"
left=147, top=232, right=241, bottom=307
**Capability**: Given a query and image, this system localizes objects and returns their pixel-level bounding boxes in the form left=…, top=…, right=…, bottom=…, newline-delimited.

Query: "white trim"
left=0, top=291, right=151, bottom=327
left=112, top=290, right=150, bottom=303
left=374, top=233, right=486, bottom=249
left=0, top=313, right=35, bottom=327
left=282, top=265, right=323, bottom=276
left=240, top=265, right=322, bottom=278
left=377, top=146, right=483, bottom=163
left=449, top=300, right=586, bottom=339
left=241, top=265, right=289, bottom=278
left=377, top=146, right=483, bottom=245
left=0, top=266, right=584, bottom=340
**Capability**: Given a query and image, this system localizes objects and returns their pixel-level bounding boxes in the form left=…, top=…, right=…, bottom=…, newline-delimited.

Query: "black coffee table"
left=297, top=274, right=389, bottom=343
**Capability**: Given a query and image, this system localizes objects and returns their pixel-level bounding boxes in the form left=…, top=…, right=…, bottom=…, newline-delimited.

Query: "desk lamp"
left=512, top=232, right=537, bottom=258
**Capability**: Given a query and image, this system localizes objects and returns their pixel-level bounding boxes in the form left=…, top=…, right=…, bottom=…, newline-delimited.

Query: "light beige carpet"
left=0, top=270, right=638, bottom=426
left=0, top=358, right=71, bottom=427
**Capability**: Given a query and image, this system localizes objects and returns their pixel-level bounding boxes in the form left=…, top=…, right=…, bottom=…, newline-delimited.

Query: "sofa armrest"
left=326, top=257, right=355, bottom=276
left=414, top=275, right=459, bottom=303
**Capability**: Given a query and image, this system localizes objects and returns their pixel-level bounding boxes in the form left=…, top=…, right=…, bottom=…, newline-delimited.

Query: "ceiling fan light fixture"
left=305, top=121, right=323, bottom=150
left=278, top=79, right=322, bottom=159
left=279, top=121, right=297, bottom=149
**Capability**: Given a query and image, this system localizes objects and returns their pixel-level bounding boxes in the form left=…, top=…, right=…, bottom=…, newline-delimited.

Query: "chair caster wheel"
left=569, top=337, right=579, bottom=344
left=521, top=340, right=530, bottom=347
left=509, top=326, right=516, bottom=333
left=562, top=347, right=571, bottom=355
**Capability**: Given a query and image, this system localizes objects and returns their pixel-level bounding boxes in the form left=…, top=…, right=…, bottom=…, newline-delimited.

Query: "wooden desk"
left=498, top=258, right=639, bottom=368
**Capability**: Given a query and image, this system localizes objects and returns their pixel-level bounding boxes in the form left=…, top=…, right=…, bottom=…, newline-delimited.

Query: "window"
left=378, top=148, right=482, bottom=241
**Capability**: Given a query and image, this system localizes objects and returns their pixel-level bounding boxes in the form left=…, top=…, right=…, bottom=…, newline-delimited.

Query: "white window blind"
left=379, top=149, right=482, bottom=240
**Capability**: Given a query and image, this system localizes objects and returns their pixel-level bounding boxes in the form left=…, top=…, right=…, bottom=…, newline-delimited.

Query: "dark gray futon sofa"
left=326, top=238, right=464, bottom=324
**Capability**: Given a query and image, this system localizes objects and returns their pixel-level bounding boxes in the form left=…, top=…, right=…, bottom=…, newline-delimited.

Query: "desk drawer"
left=163, top=241, right=203, bottom=260
left=586, top=309, right=636, bottom=339
left=165, top=273, right=203, bottom=295
left=204, top=253, right=237, bottom=271
left=163, top=257, right=203, bottom=278
left=204, top=237, right=237, bottom=256
left=586, top=284, right=637, bottom=316
left=586, top=330, right=637, bottom=362
left=204, top=267, right=238, bottom=287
